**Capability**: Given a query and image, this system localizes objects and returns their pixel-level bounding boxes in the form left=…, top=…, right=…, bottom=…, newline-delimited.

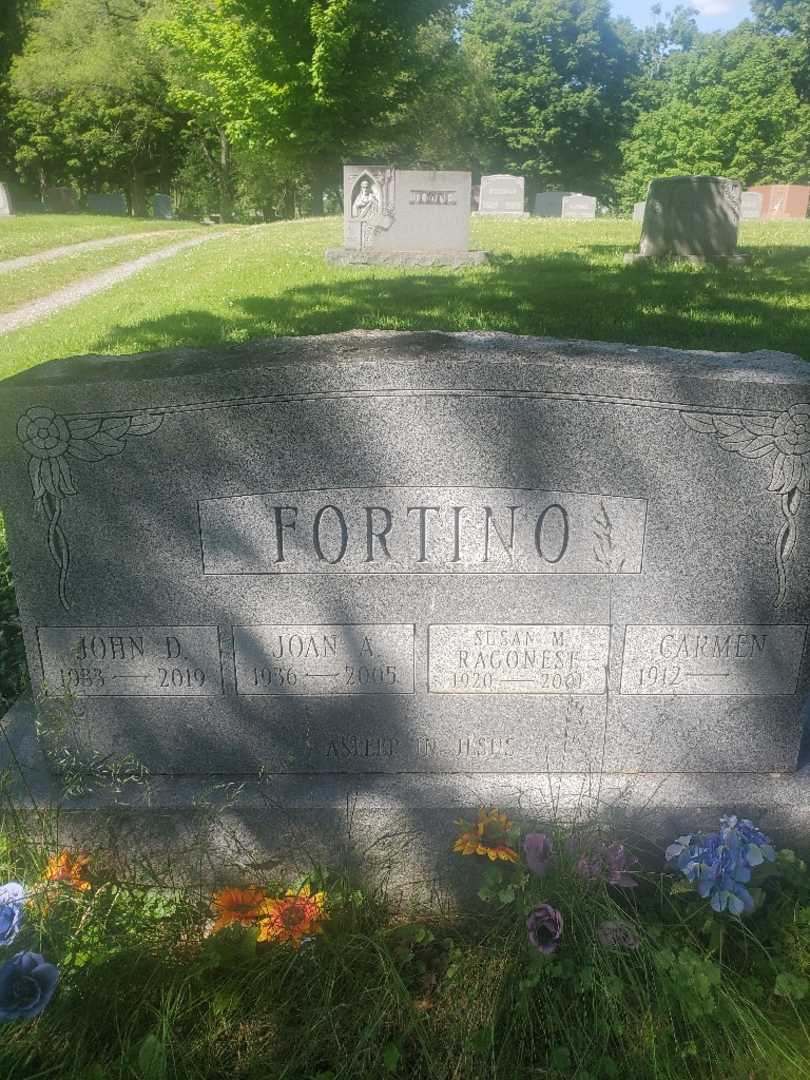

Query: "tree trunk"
left=218, top=128, right=233, bottom=223
left=310, top=159, right=332, bottom=216
left=131, top=169, right=147, bottom=217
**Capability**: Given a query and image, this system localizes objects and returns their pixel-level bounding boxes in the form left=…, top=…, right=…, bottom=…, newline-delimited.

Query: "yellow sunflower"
left=256, top=884, right=326, bottom=947
left=453, top=808, right=519, bottom=862
left=43, top=850, right=92, bottom=891
left=210, top=887, right=267, bottom=933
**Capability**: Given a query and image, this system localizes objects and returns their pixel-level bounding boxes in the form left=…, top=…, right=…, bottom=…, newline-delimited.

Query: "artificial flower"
left=256, top=884, right=326, bottom=947
left=210, top=887, right=267, bottom=933
left=43, top=851, right=91, bottom=892
left=523, top=833, right=553, bottom=876
left=0, top=952, right=59, bottom=1022
left=0, top=883, right=25, bottom=948
left=453, top=809, right=519, bottom=863
left=527, top=903, right=563, bottom=954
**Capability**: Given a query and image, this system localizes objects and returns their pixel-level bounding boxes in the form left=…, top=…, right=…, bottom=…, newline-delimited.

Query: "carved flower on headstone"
left=16, top=406, right=164, bottom=609
left=681, top=401, right=809, bottom=605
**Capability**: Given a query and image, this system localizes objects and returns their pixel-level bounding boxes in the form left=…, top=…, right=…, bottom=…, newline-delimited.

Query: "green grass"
left=0, top=216, right=807, bottom=381
left=0, top=810, right=809, bottom=1079
left=0, top=231, right=212, bottom=315
left=0, top=213, right=205, bottom=261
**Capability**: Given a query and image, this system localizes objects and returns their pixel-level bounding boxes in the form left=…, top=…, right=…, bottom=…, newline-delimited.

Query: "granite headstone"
left=632, top=201, right=646, bottom=222
left=626, top=175, right=747, bottom=263
left=747, top=184, right=810, bottom=221
left=153, top=194, right=173, bottom=220
left=532, top=192, right=572, bottom=218
left=46, top=187, right=76, bottom=213
left=326, top=166, right=485, bottom=267
left=2, top=329, right=809, bottom=814
left=87, top=192, right=128, bottom=216
left=477, top=174, right=528, bottom=217
left=561, top=194, right=597, bottom=220
left=471, top=185, right=480, bottom=211
left=0, top=182, right=12, bottom=217
left=740, top=191, right=764, bottom=221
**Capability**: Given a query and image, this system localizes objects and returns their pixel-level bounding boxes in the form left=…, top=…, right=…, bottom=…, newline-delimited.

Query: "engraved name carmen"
left=198, top=487, right=647, bottom=575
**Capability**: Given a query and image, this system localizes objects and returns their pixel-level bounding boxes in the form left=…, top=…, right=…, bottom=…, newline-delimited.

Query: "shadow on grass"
left=91, top=248, right=810, bottom=361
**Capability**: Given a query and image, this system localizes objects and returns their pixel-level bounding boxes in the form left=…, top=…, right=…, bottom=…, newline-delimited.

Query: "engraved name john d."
left=197, top=487, right=647, bottom=574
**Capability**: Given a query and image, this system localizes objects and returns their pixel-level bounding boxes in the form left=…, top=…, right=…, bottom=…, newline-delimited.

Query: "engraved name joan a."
left=198, top=487, right=647, bottom=574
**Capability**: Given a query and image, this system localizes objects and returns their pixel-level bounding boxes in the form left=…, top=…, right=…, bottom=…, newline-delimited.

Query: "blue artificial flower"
left=0, top=883, right=25, bottom=948
left=0, top=951, right=59, bottom=1022
left=665, top=816, right=776, bottom=915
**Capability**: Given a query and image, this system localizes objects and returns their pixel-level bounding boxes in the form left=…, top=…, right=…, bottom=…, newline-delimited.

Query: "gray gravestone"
left=626, top=176, right=747, bottom=263
left=326, top=166, right=485, bottom=266
left=632, top=201, right=646, bottom=222
left=561, top=194, right=597, bottom=220
left=477, top=174, right=528, bottom=217
left=153, top=193, right=173, bottom=220
left=87, top=192, right=127, bottom=216
left=533, top=191, right=573, bottom=218
left=0, top=183, right=12, bottom=217
left=1, top=329, right=809, bottom=855
left=46, top=187, right=76, bottom=213
left=740, top=191, right=763, bottom=221
left=471, top=185, right=480, bottom=211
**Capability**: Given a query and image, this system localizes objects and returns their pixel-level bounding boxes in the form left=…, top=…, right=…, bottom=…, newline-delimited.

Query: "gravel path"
left=0, top=229, right=188, bottom=275
left=0, top=231, right=226, bottom=335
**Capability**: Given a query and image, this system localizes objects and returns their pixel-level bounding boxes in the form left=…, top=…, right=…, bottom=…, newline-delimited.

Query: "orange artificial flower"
left=43, top=850, right=92, bottom=891
left=210, top=887, right=267, bottom=933
left=453, top=808, right=519, bottom=863
left=256, top=884, right=326, bottom=947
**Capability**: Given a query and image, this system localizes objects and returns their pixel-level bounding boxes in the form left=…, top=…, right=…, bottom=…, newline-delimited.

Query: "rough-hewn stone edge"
left=624, top=252, right=752, bottom=266
left=324, top=248, right=489, bottom=267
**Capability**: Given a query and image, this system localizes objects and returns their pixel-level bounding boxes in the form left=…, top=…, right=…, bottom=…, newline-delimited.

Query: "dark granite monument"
left=533, top=192, right=573, bottom=218
left=153, top=194, right=173, bottom=220
left=46, top=187, right=77, bottom=213
left=626, top=176, right=748, bottom=264
left=1, top=332, right=809, bottom=877
left=87, top=192, right=128, bottom=216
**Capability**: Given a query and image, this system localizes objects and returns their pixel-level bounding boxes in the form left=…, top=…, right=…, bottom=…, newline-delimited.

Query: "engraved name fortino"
left=409, top=190, right=457, bottom=205
left=197, top=487, right=648, bottom=574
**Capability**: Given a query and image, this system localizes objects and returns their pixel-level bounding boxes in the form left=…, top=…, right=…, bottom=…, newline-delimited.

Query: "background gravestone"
left=477, top=174, right=527, bottom=216
left=561, top=194, right=597, bottom=220
left=626, top=175, right=747, bottom=263
left=533, top=191, right=572, bottom=217
left=326, top=166, right=485, bottom=267
left=152, top=193, right=173, bottom=220
left=740, top=191, right=764, bottom=221
left=632, top=201, right=646, bottom=222
left=45, top=187, right=76, bottom=213
left=0, top=182, right=12, bottom=217
left=1, top=330, right=809, bottom=862
left=471, top=185, right=480, bottom=211
left=748, top=184, right=810, bottom=220
left=87, top=192, right=128, bottom=216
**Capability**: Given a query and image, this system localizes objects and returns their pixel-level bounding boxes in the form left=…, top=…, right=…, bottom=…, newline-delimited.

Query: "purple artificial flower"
left=0, top=883, right=25, bottom=948
left=527, top=903, right=563, bottom=955
left=0, top=951, right=59, bottom=1022
left=523, top=834, right=553, bottom=877
left=576, top=842, right=638, bottom=888
left=598, top=920, right=640, bottom=951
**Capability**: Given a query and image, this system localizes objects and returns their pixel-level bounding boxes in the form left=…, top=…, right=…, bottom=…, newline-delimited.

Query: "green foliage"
left=618, top=24, right=810, bottom=206
left=0, top=515, right=26, bottom=712
left=463, top=0, right=637, bottom=197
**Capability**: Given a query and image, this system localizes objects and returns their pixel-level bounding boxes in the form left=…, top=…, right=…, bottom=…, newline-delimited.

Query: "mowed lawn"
left=0, top=212, right=204, bottom=260
left=0, top=215, right=808, bottom=380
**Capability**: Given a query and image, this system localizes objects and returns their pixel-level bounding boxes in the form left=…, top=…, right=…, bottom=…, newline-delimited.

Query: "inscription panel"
left=428, top=624, right=610, bottom=694
left=620, top=624, right=807, bottom=696
left=233, top=624, right=415, bottom=696
left=37, top=625, right=223, bottom=696
left=199, top=487, right=647, bottom=576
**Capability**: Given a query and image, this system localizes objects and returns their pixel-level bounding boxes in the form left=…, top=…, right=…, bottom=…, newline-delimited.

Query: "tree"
left=10, top=0, right=184, bottom=212
left=0, top=0, right=33, bottom=177
left=461, top=0, right=637, bottom=198
left=155, top=0, right=458, bottom=215
left=617, top=24, right=810, bottom=206
left=752, top=0, right=810, bottom=100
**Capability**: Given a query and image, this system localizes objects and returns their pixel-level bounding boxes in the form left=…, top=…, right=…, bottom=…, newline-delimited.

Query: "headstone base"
left=623, top=252, right=752, bottom=266
left=472, top=211, right=530, bottom=218
left=325, top=247, right=489, bottom=268
left=4, top=697, right=810, bottom=897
